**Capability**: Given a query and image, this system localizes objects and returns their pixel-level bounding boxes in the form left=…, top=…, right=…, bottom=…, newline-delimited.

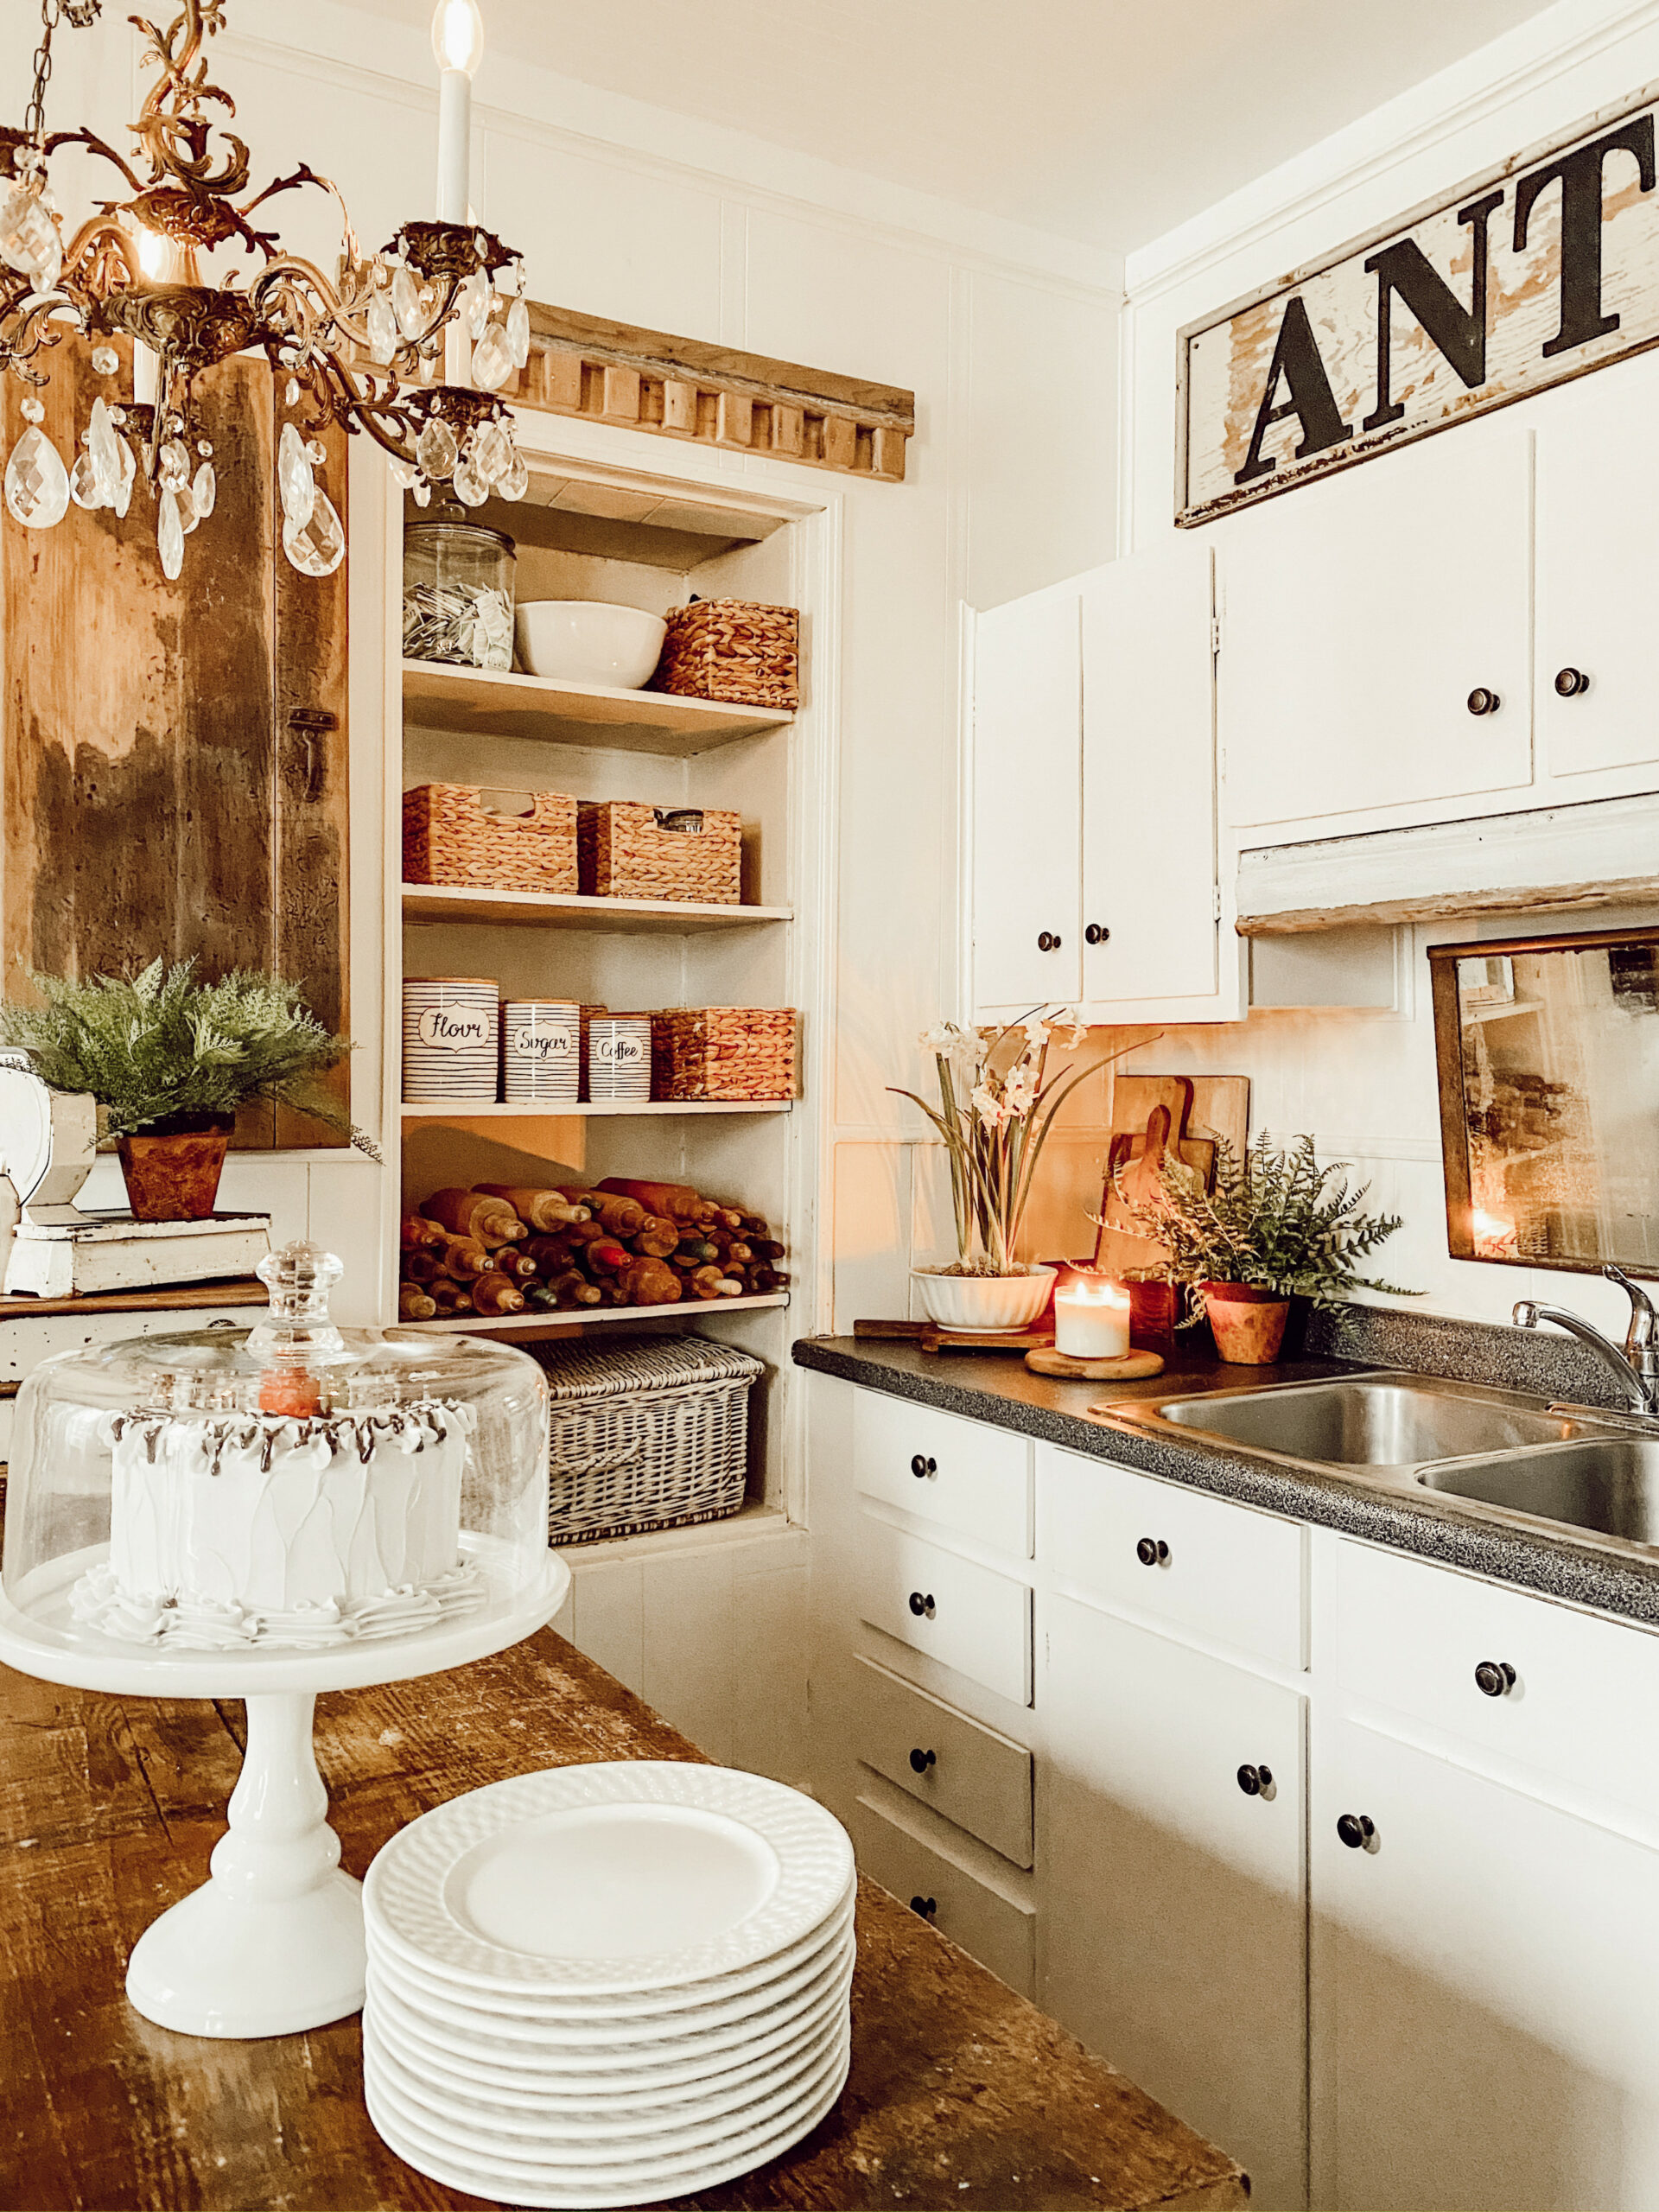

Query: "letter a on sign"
left=1232, top=296, right=1353, bottom=486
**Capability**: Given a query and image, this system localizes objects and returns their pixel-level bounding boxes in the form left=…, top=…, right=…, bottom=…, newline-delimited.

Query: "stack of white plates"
left=361, top=1762, right=856, bottom=2209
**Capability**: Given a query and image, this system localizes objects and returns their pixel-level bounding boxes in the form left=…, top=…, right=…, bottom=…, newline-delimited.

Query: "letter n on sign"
left=1175, top=86, right=1659, bottom=524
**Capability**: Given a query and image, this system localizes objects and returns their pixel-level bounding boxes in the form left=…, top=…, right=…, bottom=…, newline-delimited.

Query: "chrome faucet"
left=1514, top=1265, right=1659, bottom=1416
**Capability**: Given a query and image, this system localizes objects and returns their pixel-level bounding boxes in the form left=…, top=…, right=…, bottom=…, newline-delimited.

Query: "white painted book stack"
left=360, top=1761, right=855, bottom=2207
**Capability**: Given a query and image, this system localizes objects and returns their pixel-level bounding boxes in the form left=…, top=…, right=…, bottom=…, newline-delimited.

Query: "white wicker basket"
left=530, top=1334, right=766, bottom=1546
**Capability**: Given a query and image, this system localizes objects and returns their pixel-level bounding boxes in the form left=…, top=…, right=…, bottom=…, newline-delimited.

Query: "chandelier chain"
left=24, top=0, right=102, bottom=149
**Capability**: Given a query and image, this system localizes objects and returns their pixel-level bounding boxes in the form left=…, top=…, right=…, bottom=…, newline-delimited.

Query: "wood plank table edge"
left=0, top=1630, right=1248, bottom=2212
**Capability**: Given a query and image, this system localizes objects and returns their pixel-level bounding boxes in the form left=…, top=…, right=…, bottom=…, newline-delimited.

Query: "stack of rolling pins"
left=396, top=1179, right=790, bottom=1321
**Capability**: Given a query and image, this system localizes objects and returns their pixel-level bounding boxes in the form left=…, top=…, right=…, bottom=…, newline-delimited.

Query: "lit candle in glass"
left=1054, top=1275, right=1131, bottom=1360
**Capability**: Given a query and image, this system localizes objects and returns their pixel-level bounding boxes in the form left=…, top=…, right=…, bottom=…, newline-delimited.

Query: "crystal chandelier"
left=0, top=0, right=530, bottom=581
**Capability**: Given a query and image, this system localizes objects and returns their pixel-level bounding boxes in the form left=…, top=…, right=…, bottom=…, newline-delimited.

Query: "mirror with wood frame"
left=1429, top=926, right=1659, bottom=1277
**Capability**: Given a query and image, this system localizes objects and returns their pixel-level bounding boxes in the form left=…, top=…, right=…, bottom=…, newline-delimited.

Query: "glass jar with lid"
left=403, top=511, right=516, bottom=670
left=0, top=1241, right=557, bottom=1682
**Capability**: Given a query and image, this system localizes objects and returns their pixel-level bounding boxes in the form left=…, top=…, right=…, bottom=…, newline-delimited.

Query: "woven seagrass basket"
left=577, top=801, right=742, bottom=904
left=651, top=1007, right=798, bottom=1101
left=531, top=1334, right=765, bottom=1545
left=404, top=782, right=578, bottom=894
left=651, top=598, right=799, bottom=709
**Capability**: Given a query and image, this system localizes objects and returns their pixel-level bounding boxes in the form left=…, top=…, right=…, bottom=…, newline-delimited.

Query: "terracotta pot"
left=116, top=1113, right=235, bottom=1222
left=1201, top=1281, right=1291, bottom=1365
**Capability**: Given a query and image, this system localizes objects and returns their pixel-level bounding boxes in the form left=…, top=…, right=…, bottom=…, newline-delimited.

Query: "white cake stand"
left=0, top=1535, right=570, bottom=2040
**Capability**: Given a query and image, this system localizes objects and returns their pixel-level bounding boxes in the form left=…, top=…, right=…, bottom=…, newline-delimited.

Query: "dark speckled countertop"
left=792, top=1305, right=1659, bottom=1630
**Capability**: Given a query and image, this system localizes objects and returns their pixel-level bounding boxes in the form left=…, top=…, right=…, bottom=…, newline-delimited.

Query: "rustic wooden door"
left=0, top=339, right=350, bottom=1149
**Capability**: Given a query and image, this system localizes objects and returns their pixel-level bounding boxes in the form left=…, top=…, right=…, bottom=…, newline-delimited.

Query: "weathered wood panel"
left=1179, top=79, right=1659, bottom=523
left=0, top=1631, right=1247, bottom=2212
left=1, top=338, right=350, bottom=1149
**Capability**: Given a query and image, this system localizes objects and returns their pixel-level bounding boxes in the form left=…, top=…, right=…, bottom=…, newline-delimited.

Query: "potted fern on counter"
left=1116, top=1135, right=1413, bottom=1363
left=0, top=961, right=379, bottom=1222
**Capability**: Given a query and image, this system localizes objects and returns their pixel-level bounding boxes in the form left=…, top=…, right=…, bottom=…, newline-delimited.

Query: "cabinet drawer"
left=852, top=1655, right=1033, bottom=1866
left=1039, top=1446, right=1304, bottom=1669
left=854, top=1389, right=1032, bottom=1557
left=1338, top=1539, right=1659, bottom=1823
left=855, top=1516, right=1033, bottom=1706
left=850, top=1797, right=1035, bottom=1997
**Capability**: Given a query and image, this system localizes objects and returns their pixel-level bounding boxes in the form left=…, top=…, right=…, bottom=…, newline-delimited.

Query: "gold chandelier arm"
left=48, top=124, right=144, bottom=194
left=130, top=1, right=251, bottom=194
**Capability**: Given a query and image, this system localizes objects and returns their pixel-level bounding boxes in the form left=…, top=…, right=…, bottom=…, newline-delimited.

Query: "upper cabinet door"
left=1220, top=431, right=1534, bottom=832
left=1080, top=542, right=1217, bottom=1006
left=1536, top=350, right=1659, bottom=781
left=971, top=588, right=1083, bottom=1010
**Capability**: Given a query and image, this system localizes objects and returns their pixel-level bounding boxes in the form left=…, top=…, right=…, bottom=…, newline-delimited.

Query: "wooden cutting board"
left=1094, top=1101, right=1183, bottom=1277
left=1111, top=1074, right=1250, bottom=1173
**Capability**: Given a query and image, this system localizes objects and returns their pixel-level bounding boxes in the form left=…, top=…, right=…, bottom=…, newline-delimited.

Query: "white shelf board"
left=403, top=1293, right=789, bottom=1335
left=402, top=884, right=792, bottom=932
left=403, top=660, right=792, bottom=755
left=401, top=1099, right=791, bottom=1120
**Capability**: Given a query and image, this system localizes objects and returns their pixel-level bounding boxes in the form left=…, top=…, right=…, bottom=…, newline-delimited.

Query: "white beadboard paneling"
left=567, top=1556, right=646, bottom=1695
left=733, top=1560, right=812, bottom=1788
left=482, top=125, right=726, bottom=334
left=832, top=1141, right=913, bottom=1334
left=641, top=1548, right=738, bottom=1763
left=965, top=270, right=1120, bottom=610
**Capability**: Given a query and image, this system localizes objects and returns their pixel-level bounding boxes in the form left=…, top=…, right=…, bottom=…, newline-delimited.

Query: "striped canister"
left=586, top=1013, right=652, bottom=1102
left=403, top=976, right=499, bottom=1101
left=503, top=999, right=581, bottom=1103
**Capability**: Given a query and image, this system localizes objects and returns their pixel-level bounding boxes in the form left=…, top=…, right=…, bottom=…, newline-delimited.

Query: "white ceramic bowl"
left=910, top=1264, right=1055, bottom=1334
left=515, top=601, right=667, bottom=688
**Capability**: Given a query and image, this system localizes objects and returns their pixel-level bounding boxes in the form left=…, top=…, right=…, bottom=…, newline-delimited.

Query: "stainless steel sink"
left=1142, top=1375, right=1594, bottom=1471
left=1419, top=1436, right=1659, bottom=1544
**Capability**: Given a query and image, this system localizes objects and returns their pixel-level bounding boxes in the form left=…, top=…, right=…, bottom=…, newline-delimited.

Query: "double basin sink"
left=1110, top=1374, right=1659, bottom=1549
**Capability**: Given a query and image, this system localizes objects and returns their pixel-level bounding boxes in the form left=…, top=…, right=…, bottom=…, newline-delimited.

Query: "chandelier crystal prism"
left=0, top=0, right=530, bottom=580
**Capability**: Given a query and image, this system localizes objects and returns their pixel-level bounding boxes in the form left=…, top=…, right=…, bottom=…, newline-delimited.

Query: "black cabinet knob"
left=1236, top=1763, right=1274, bottom=1797
left=1474, top=1659, right=1516, bottom=1698
left=907, top=1591, right=937, bottom=1618
left=1037, top=931, right=1062, bottom=952
left=909, top=1747, right=937, bottom=1775
left=1337, top=1813, right=1376, bottom=1851
left=1466, top=687, right=1501, bottom=716
left=909, top=1453, right=937, bottom=1479
left=1084, top=924, right=1109, bottom=946
left=1554, top=666, right=1591, bottom=697
left=909, top=1895, right=938, bottom=1919
left=1135, top=1537, right=1170, bottom=1567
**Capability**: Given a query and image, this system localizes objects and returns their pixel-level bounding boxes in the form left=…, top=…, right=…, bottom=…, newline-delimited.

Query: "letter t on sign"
left=1233, top=294, right=1353, bottom=487
left=1514, top=117, right=1656, bottom=359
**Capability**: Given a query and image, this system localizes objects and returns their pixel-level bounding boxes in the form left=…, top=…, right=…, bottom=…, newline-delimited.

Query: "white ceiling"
left=355, top=0, right=1560, bottom=251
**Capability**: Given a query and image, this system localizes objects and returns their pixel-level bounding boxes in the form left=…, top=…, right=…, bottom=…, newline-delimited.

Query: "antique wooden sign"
left=1178, top=82, right=1659, bottom=524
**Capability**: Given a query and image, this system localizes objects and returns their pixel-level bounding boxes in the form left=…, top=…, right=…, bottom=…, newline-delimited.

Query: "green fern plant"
left=0, top=960, right=381, bottom=1157
left=1114, top=1135, right=1414, bottom=1312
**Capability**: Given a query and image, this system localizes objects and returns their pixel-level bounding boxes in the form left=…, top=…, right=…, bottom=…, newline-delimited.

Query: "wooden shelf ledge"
left=403, top=660, right=791, bottom=755
left=400, top=1100, right=792, bottom=1121
left=402, top=1292, right=790, bottom=1335
left=402, top=884, right=791, bottom=932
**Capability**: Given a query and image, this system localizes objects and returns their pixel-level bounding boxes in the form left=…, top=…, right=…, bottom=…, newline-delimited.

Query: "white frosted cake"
left=71, top=1401, right=486, bottom=1650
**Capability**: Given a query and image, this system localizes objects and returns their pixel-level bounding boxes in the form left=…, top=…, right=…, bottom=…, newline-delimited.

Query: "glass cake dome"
left=1, top=1242, right=555, bottom=1684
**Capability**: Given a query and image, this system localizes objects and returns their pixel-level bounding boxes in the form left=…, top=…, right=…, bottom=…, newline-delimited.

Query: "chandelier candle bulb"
left=431, top=0, right=485, bottom=224
left=1054, top=1277, right=1132, bottom=1361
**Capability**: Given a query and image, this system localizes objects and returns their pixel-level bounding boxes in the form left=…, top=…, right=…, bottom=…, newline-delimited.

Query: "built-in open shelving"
left=401, top=1099, right=791, bottom=1121
left=401, top=884, right=792, bottom=932
left=402, top=660, right=792, bottom=754
left=403, top=1292, right=790, bottom=1335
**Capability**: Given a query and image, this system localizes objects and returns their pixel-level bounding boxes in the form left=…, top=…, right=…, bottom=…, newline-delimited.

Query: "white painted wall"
left=1099, top=0, right=1659, bottom=1337
left=0, top=0, right=1122, bottom=1335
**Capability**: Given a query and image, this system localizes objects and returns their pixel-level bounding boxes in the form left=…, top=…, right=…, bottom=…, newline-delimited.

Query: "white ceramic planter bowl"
left=514, top=601, right=667, bottom=688
left=911, top=1265, right=1055, bottom=1334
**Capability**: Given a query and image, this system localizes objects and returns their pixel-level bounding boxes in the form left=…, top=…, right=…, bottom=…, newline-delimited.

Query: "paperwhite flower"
left=919, top=1020, right=960, bottom=1053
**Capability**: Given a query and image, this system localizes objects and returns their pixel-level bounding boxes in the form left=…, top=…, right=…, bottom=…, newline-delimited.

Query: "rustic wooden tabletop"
left=1, top=1629, right=1246, bottom=2212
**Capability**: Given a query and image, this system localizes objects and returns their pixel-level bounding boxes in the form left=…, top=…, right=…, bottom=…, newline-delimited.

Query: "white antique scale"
left=0, top=1056, right=270, bottom=1298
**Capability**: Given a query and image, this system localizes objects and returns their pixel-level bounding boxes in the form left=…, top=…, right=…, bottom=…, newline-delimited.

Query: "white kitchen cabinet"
left=1535, top=348, right=1659, bottom=781
left=970, top=545, right=1219, bottom=1018
left=1080, top=541, right=1217, bottom=1006
left=970, top=584, right=1084, bottom=1007
left=1220, top=429, right=1533, bottom=832
left=1043, top=1594, right=1308, bottom=2211
left=1313, top=1715, right=1659, bottom=2212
